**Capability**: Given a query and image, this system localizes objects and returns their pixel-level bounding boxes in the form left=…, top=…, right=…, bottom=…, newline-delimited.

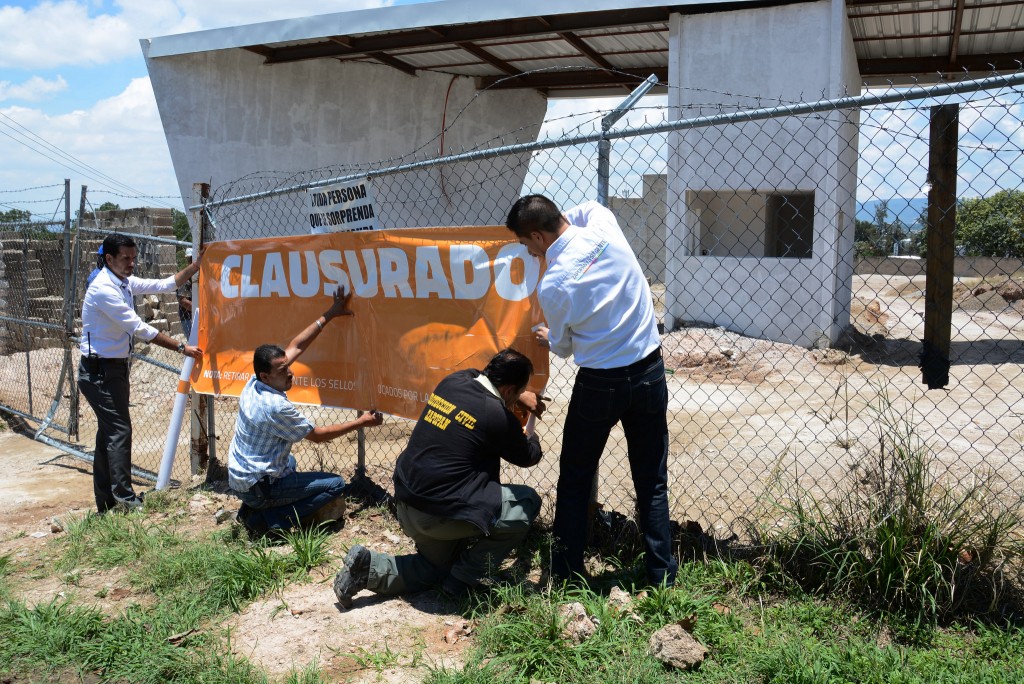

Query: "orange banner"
left=191, top=226, right=549, bottom=420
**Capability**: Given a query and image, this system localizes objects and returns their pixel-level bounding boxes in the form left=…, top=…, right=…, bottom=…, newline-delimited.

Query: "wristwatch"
left=176, top=341, right=186, bottom=353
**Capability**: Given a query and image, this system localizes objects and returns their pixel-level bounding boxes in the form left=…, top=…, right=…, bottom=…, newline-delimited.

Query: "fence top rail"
left=194, top=70, right=1024, bottom=212
left=77, top=226, right=190, bottom=248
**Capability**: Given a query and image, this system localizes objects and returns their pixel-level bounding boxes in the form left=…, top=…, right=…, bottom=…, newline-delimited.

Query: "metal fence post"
left=597, top=74, right=659, bottom=207
left=68, top=185, right=87, bottom=438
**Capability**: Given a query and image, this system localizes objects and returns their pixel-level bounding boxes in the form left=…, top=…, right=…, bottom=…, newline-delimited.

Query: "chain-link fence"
left=2, top=69, right=1023, bottom=543
left=0, top=191, right=199, bottom=486
left=0, top=185, right=72, bottom=435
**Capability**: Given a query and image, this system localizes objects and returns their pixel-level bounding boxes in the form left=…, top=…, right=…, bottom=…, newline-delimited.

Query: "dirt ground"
left=0, top=427, right=475, bottom=682
left=3, top=270, right=1024, bottom=678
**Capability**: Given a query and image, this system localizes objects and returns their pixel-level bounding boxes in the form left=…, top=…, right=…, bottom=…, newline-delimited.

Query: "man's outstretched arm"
left=284, top=285, right=354, bottom=364
left=305, top=410, right=384, bottom=443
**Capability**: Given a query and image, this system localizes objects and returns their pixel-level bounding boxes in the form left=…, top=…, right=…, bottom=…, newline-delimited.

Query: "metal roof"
left=146, top=0, right=1024, bottom=92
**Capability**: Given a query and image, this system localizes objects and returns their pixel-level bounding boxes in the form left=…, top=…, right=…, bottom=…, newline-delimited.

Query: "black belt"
left=84, top=355, right=128, bottom=364
left=81, top=355, right=129, bottom=372
left=581, top=346, right=661, bottom=376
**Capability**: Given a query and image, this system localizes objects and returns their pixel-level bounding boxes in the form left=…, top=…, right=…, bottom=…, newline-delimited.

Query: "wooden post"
left=190, top=182, right=212, bottom=478
left=921, top=104, right=958, bottom=389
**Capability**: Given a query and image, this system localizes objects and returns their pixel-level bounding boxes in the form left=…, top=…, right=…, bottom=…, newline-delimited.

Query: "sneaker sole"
left=333, top=546, right=370, bottom=608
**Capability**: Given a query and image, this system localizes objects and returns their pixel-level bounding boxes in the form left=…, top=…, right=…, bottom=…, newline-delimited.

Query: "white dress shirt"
left=538, top=201, right=660, bottom=369
left=79, top=266, right=177, bottom=358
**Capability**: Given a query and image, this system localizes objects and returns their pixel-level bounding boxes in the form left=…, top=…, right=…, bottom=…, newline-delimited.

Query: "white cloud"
left=0, top=0, right=395, bottom=69
left=0, top=75, right=67, bottom=102
left=0, top=77, right=181, bottom=205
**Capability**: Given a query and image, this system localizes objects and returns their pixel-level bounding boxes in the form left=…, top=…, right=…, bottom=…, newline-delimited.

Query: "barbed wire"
left=0, top=183, right=64, bottom=194
left=0, top=197, right=66, bottom=205
left=87, top=189, right=185, bottom=202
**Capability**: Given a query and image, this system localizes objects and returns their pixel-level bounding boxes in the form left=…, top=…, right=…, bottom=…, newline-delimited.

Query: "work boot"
left=440, top=574, right=472, bottom=600
left=306, top=497, right=347, bottom=527
left=333, top=544, right=371, bottom=608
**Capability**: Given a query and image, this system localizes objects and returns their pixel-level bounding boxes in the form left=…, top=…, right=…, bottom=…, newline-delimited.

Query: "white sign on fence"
left=307, top=178, right=379, bottom=234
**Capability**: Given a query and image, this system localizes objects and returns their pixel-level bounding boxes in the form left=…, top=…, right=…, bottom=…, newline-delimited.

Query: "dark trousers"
left=78, top=357, right=139, bottom=512
left=553, top=349, right=678, bottom=586
left=367, top=484, right=541, bottom=594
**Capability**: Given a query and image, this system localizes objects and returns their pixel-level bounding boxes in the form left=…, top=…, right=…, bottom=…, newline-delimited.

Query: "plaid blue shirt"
left=227, top=376, right=315, bottom=492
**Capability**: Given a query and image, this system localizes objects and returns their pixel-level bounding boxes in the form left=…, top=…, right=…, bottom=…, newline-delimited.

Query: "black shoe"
left=440, top=574, right=472, bottom=600
left=236, top=505, right=268, bottom=540
left=113, top=496, right=144, bottom=513
left=333, top=544, right=371, bottom=608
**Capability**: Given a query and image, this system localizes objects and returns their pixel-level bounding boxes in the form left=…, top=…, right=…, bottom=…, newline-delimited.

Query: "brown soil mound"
left=960, top=289, right=1009, bottom=312
left=662, top=326, right=815, bottom=385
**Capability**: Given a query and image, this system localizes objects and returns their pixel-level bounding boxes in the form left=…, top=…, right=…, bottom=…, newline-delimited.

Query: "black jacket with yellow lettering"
left=393, top=369, right=542, bottom=534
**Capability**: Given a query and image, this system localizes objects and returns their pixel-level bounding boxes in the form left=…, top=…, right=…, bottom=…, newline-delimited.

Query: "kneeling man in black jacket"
left=334, top=348, right=545, bottom=606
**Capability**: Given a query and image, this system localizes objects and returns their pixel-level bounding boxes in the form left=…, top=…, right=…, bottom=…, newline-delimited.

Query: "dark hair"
left=101, top=234, right=136, bottom=263
left=253, top=344, right=286, bottom=378
left=482, top=348, right=533, bottom=390
left=505, top=194, right=563, bottom=237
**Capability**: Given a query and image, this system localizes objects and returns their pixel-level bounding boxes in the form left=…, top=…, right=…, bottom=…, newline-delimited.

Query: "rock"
left=607, top=586, right=633, bottom=613
left=307, top=497, right=346, bottom=526
left=559, top=602, right=598, bottom=644
left=214, top=508, right=234, bottom=524
left=383, top=532, right=401, bottom=544
left=649, top=623, right=707, bottom=670
left=49, top=517, right=64, bottom=533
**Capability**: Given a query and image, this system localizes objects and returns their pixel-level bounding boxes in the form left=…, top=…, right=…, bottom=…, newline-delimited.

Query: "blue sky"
left=2, top=1, right=1020, bottom=218
left=0, top=0, right=429, bottom=214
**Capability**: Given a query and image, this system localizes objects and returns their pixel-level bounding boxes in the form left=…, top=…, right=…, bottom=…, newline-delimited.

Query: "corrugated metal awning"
left=146, top=0, right=1024, bottom=92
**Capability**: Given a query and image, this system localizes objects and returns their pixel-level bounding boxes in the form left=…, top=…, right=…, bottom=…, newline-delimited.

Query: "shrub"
left=751, top=395, right=1024, bottom=626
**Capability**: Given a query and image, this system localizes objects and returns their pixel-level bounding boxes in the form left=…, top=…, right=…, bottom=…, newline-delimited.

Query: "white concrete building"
left=664, top=0, right=860, bottom=346
left=145, top=0, right=1016, bottom=347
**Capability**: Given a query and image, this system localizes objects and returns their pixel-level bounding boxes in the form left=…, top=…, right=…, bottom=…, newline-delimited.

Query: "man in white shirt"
left=79, top=233, right=203, bottom=513
left=506, top=195, right=677, bottom=588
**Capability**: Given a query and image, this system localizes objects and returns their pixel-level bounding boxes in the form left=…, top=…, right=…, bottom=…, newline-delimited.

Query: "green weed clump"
left=753, top=395, right=1024, bottom=626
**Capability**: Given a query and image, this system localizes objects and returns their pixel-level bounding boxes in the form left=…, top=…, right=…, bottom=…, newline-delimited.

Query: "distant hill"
left=856, top=197, right=929, bottom=230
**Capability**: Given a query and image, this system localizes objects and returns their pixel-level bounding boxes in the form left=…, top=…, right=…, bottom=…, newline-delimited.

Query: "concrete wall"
left=144, top=46, right=548, bottom=238
left=0, top=234, right=64, bottom=353
left=664, top=0, right=861, bottom=347
left=854, top=256, right=1024, bottom=278
left=609, top=174, right=667, bottom=282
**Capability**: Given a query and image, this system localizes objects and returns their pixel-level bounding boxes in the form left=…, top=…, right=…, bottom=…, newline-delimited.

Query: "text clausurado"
left=218, top=243, right=541, bottom=301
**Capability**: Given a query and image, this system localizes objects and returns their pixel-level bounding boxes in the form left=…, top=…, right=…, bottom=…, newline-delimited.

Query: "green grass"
left=751, top=394, right=1024, bottom=632
left=3, top=483, right=1023, bottom=683
left=281, top=523, right=332, bottom=571
left=426, top=560, right=1024, bottom=684
left=0, top=506, right=337, bottom=682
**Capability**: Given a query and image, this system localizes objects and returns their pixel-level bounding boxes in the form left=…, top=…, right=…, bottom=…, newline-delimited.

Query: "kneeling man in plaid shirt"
left=227, top=286, right=382, bottom=537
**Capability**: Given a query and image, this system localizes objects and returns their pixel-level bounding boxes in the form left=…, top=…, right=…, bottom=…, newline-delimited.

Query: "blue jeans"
left=553, top=349, right=678, bottom=586
left=235, top=471, right=346, bottom=532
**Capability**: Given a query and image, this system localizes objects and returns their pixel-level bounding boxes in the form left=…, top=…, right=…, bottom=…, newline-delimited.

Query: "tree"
left=854, top=218, right=881, bottom=258
left=96, top=201, right=121, bottom=212
left=173, top=209, right=193, bottom=269
left=0, top=208, right=31, bottom=223
left=955, top=189, right=1024, bottom=257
